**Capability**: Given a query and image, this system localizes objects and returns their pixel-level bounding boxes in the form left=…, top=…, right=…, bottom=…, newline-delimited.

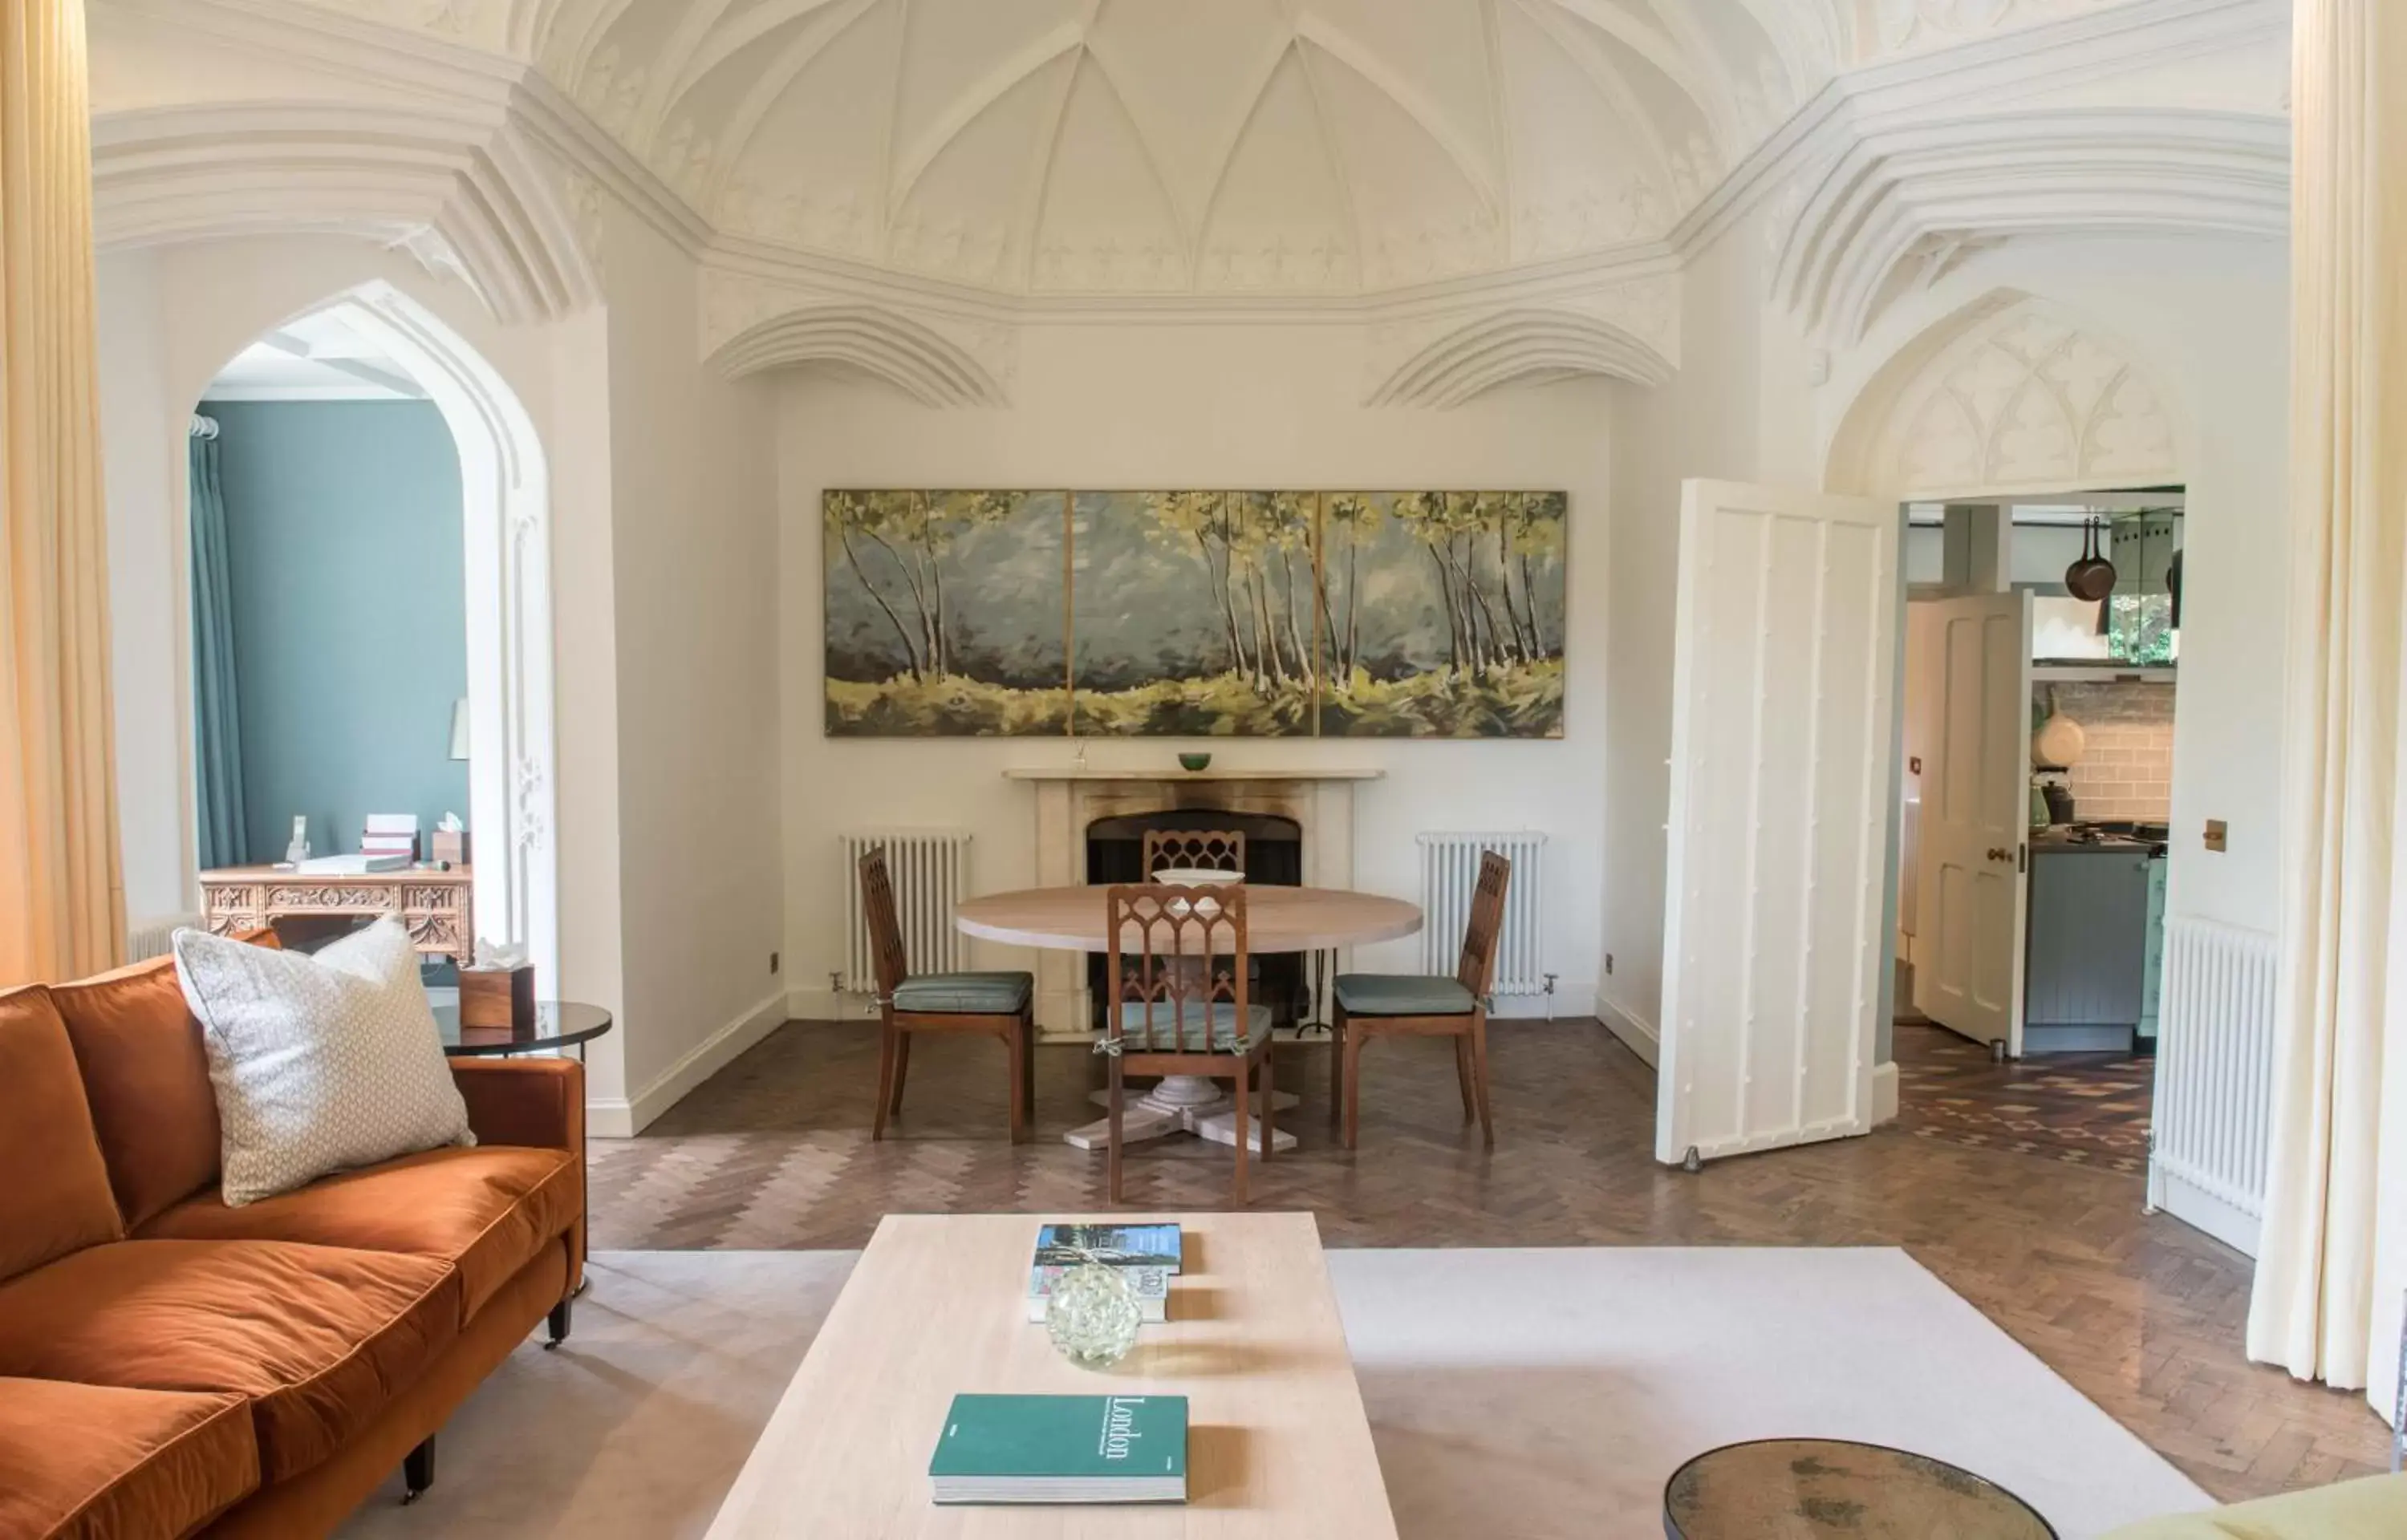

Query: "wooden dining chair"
left=1333, top=850, right=1510, bottom=1150
left=1105, top=881, right=1276, bottom=1206
left=858, top=848, right=1035, bottom=1142
left=1141, top=828, right=1247, bottom=877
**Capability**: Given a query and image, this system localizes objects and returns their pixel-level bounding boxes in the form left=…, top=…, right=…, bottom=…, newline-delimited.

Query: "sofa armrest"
left=450, top=1056, right=587, bottom=1295
left=449, top=1056, right=584, bottom=1155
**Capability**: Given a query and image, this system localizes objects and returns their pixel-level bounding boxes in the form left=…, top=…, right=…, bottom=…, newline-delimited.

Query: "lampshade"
left=449, top=699, right=469, bottom=760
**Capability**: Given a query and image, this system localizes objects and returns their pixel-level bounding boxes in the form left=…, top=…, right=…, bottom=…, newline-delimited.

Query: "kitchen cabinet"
left=2024, top=840, right=2154, bottom=1052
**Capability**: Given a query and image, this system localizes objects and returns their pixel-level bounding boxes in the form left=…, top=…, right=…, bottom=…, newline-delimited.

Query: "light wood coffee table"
left=704, top=1210, right=1398, bottom=1538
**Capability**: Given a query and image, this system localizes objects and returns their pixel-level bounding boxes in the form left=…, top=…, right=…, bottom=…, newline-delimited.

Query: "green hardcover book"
left=927, top=1393, right=1187, bottom=1505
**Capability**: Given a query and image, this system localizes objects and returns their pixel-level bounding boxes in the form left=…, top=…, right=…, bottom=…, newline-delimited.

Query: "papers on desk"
left=294, top=853, right=411, bottom=874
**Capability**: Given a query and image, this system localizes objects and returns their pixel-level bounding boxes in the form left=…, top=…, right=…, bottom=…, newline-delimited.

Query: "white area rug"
left=339, top=1247, right=2210, bottom=1539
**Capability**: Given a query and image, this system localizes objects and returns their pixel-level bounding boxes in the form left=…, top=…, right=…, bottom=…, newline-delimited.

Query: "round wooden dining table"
left=956, top=883, right=1423, bottom=1153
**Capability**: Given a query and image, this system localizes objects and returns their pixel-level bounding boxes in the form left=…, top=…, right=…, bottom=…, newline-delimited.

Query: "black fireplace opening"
left=1085, top=810, right=1305, bottom=1030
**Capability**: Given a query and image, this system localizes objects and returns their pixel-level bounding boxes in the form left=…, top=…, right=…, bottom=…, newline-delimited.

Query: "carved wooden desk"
left=199, top=865, right=473, bottom=967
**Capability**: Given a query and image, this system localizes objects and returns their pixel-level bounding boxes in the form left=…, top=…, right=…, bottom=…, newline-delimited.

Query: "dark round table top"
left=434, top=1000, right=614, bottom=1057
left=1664, top=1439, right=2056, bottom=1539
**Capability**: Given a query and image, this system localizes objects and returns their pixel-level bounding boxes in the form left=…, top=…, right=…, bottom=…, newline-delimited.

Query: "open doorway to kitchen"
left=1887, top=496, right=2180, bottom=1173
left=1820, top=286, right=2196, bottom=1177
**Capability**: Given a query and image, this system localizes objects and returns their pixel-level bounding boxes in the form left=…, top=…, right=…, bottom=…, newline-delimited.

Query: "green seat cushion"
left=892, top=971, right=1033, bottom=1015
left=2099, top=1472, right=2407, bottom=1538
left=1334, top=974, right=1478, bottom=1016
left=1115, top=1002, right=1274, bottom=1053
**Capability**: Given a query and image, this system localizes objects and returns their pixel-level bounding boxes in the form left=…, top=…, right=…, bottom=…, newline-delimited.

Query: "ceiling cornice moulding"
left=94, top=0, right=522, bottom=102
left=1671, top=0, right=2286, bottom=258
left=1769, top=107, right=2287, bottom=342
left=89, top=0, right=2289, bottom=404
left=91, top=99, right=599, bottom=323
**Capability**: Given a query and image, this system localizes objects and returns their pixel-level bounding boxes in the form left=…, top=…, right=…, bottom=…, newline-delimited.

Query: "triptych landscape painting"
left=823, top=488, right=1566, bottom=739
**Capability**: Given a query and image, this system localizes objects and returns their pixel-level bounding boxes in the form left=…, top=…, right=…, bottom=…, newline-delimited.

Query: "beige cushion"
left=173, top=916, right=472, bottom=1206
left=2099, top=1472, right=2407, bottom=1538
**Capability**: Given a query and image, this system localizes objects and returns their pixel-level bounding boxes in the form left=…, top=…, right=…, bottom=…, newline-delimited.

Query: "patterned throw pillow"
left=173, top=916, right=473, bottom=1206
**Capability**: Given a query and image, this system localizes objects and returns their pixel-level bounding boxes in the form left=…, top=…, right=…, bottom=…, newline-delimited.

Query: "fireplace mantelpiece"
left=1008, top=768, right=1380, bottom=1038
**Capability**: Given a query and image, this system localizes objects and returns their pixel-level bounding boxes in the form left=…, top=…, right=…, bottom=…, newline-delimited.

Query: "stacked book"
left=1025, top=1222, right=1182, bottom=1324
left=360, top=813, right=420, bottom=865
left=929, top=1393, right=1187, bottom=1505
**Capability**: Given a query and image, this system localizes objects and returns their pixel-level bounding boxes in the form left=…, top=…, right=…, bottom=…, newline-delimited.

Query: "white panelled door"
left=1656, top=480, right=1899, bottom=1167
left=1911, top=592, right=2034, bottom=1054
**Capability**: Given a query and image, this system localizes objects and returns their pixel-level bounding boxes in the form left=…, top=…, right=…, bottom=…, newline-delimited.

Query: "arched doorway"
left=185, top=280, right=558, bottom=984
left=1827, top=285, right=2192, bottom=1189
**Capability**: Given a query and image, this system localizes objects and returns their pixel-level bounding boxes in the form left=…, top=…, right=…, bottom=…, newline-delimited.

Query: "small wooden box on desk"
left=459, top=965, right=535, bottom=1030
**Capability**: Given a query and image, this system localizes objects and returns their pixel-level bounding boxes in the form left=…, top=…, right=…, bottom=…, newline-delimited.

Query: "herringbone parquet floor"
left=587, top=1017, right=2389, bottom=1502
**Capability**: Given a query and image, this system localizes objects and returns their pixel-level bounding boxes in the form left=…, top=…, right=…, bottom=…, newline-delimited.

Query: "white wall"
left=95, top=248, right=193, bottom=924
left=1600, top=220, right=1770, bottom=1065
left=595, top=209, right=787, bottom=1129
left=777, top=324, right=1614, bottom=1023
left=1830, top=236, right=2288, bottom=938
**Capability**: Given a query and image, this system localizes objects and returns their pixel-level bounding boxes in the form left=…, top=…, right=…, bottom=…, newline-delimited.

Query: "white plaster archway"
left=1825, top=287, right=2187, bottom=500
left=197, top=280, right=559, bottom=983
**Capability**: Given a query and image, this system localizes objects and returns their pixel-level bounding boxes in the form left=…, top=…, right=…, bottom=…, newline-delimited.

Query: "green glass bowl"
left=1179, top=752, right=1212, bottom=772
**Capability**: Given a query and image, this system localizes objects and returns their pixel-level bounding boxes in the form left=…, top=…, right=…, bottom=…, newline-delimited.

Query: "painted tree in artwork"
left=1502, top=491, right=1567, bottom=661
left=1389, top=491, right=1553, bottom=679
left=1240, top=492, right=1317, bottom=691
left=826, top=489, right=1020, bottom=680
left=827, top=490, right=925, bottom=679
left=1139, top=492, right=1317, bottom=696
left=1320, top=493, right=1375, bottom=692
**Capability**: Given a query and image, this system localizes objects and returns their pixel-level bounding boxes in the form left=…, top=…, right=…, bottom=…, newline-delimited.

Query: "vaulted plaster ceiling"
left=529, top=0, right=1836, bottom=295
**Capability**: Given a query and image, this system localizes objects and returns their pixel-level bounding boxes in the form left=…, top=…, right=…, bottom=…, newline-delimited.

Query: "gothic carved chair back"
left=1106, top=882, right=1251, bottom=1056
left=856, top=847, right=910, bottom=1002
left=1455, top=852, right=1513, bottom=1000
left=1141, top=828, right=1248, bottom=877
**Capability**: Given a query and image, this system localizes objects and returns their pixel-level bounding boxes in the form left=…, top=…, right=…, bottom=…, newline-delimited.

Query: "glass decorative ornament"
left=1045, top=1259, right=1143, bottom=1368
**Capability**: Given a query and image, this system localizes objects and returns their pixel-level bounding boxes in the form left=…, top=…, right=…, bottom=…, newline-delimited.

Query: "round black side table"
left=1664, top=1438, right=2057, bottom=1539
left=433, top=1000, right=612, bottom=1060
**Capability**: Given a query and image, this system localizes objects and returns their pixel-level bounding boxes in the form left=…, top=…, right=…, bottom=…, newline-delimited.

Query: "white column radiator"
left=1416, top=832, right=1547, bottom=995
left=2149, top=917, right=2278, bottom=1256
left=841, top=831, right=972, bottom=992
left=127, top=913, right=202, bottom=963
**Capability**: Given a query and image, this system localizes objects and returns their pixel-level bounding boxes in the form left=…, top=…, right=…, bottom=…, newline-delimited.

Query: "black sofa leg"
left=546, top=1295, right=573, bottom=1349
left=401, top=1436, right=436, bottom=1504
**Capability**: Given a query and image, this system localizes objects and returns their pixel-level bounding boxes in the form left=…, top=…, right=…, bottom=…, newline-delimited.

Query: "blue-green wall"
left=209, top=400, right=468, bottom=863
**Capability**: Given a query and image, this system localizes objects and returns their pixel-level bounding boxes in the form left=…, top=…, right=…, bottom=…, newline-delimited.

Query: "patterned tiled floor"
left=587, top=1017, right=2389, bottom=1501
left=1892, top=1023, right=2152, bottom=1175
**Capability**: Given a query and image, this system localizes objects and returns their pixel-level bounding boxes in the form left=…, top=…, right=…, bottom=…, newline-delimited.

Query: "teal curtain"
left=189, top=419, right=247, bottom=868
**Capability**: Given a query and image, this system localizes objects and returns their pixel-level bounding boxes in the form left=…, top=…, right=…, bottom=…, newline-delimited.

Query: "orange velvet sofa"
left=0, top=944, right=585, bottom=1540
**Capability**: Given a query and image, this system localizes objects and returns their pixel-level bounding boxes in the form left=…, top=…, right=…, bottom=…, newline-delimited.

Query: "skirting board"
left=1873, top=1060, right=1898, bottom=1125
left=2149, top=1161, right=2261, bottom=1258
left=588, top=990, right=789, bottom=1138
left=1600, top=1000, right=1658, bottom=1068
left=788, top=987, right=879, bottom=1023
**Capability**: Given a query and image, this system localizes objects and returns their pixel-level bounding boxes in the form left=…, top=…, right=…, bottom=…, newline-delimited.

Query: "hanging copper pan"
left=2065, top=517, right=2117, bottom=602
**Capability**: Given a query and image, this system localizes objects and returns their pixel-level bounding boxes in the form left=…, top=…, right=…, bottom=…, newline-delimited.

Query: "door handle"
left=1986, top=846, right=2012, bottom=863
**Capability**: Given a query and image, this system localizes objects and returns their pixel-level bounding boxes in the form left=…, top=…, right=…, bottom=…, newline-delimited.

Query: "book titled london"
left=927, top=1393, right=1187, bottom=1505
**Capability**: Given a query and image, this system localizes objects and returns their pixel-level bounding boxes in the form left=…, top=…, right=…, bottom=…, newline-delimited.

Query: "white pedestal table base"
left=1061, top=1075, right=1302, bottom=1154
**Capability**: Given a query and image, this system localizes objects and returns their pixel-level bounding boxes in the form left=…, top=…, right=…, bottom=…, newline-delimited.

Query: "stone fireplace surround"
left=1005, top=768, right=1382, bottom=1040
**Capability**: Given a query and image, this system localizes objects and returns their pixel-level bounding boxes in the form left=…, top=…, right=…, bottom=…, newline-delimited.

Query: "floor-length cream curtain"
left=2246, top=0, right=2407, bottom=1416
left=0, top=0, right=123, bottom=986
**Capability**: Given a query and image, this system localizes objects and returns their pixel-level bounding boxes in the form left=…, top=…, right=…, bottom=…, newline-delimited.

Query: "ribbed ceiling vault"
left=517, top=0, right=1834, bottom=295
